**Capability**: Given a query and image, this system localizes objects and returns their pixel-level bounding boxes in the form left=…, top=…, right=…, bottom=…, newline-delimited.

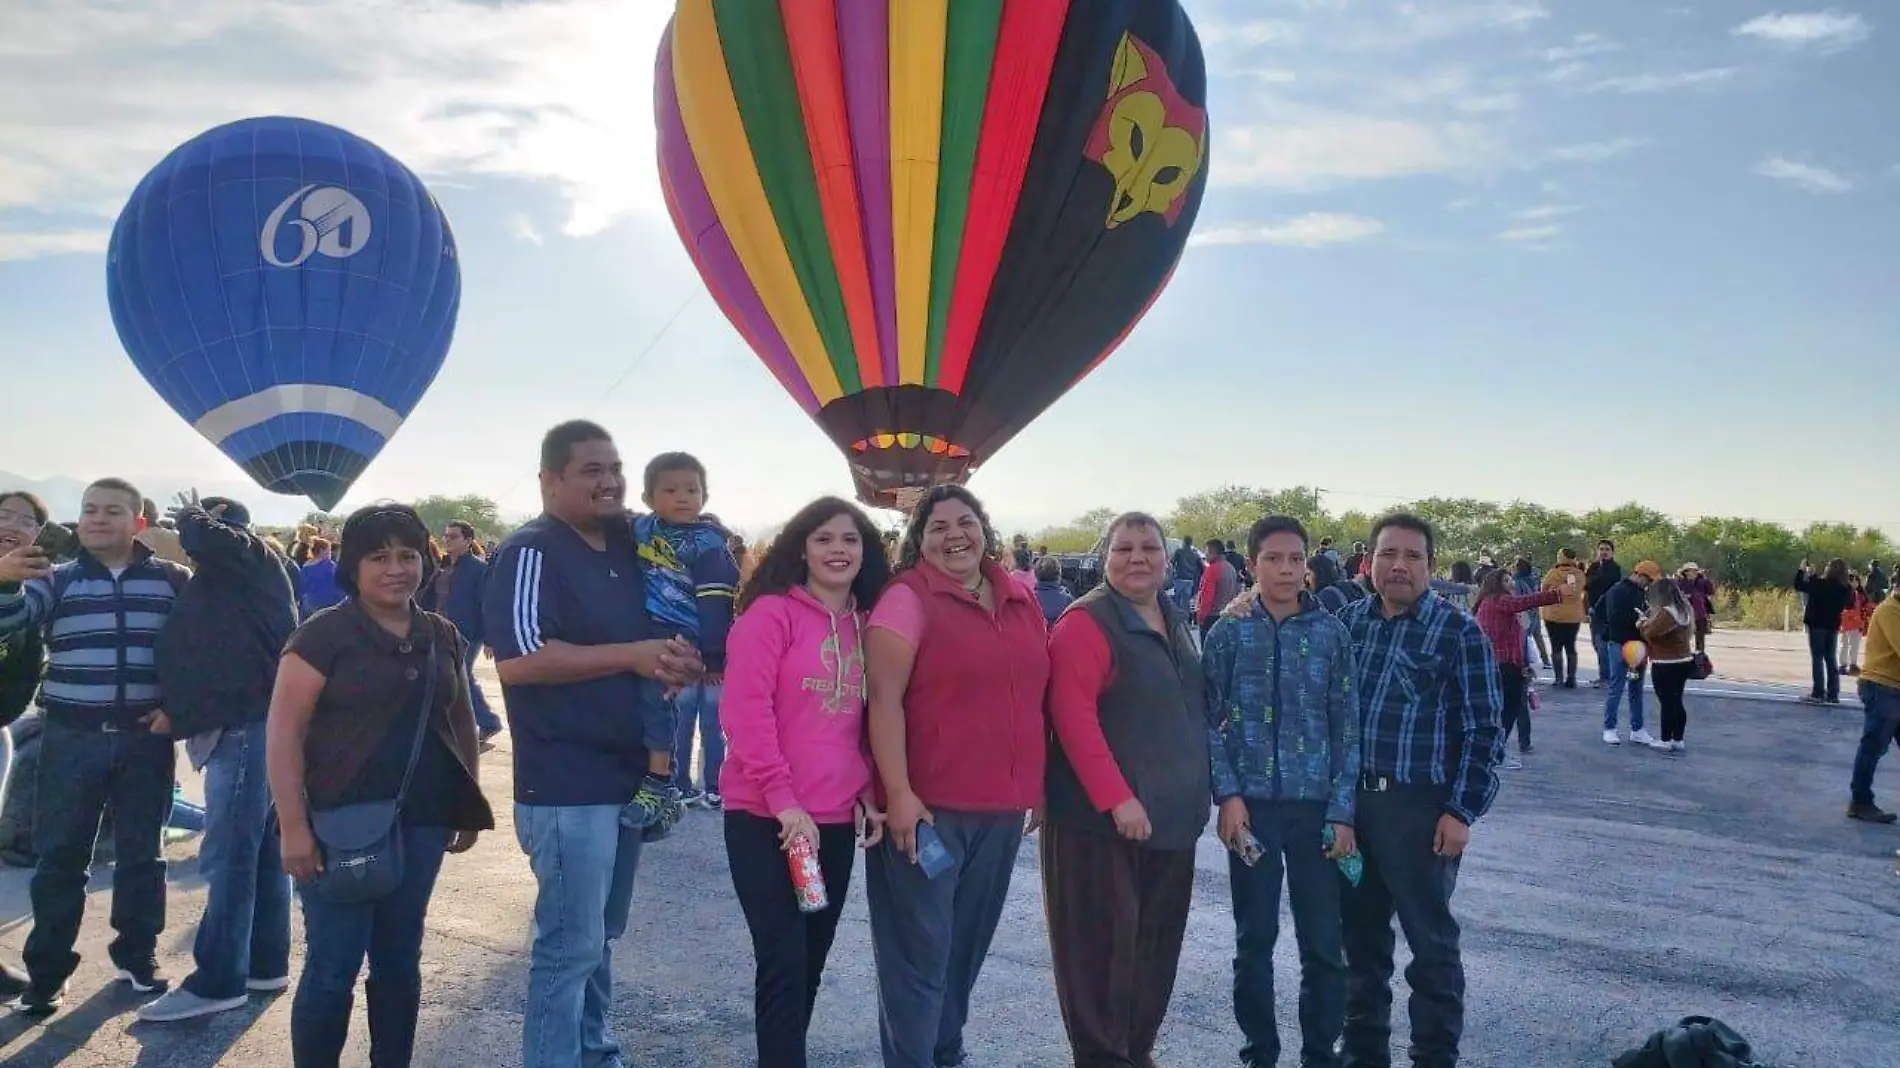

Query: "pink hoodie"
left=717, top=587, right=872, bottom=825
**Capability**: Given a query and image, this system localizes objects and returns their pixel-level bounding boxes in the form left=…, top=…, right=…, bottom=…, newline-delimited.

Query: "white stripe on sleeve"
left=513, top=548, right=544, bottom=653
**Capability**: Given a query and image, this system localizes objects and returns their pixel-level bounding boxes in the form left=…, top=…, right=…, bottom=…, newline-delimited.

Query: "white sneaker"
left=1630, top=729, right=1657, bottom=747
left=1602, top=729, right=1622, bottom=745
left=136, top=988, right=248, bottom=1022
left=247, top=975, right=291, bottom=992
left=1504, top=754, right=1524, bottom=770
left=1672, top=740, right=1686, bottom=752
left=1647, top=737, right=1673, bottom=751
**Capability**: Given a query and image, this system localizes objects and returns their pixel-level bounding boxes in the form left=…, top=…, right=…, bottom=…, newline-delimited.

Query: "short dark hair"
left=335, top=503, right=433, bottom=599
left=85, top=477, right=143, bottom=511
left=1597, top=538, right=1616, bottom=552
left=737, top=496, right=889, bottom=613
left=1318, top=536, right=1333, bottom=547
left=540, top=420, right=613, bottom=475
left=446, top=520, right=477, bottom=542
left=0, top=490, right=49, bottom=526
left=1034, top=556, right=1061, bottom=582
left=1247, top=515, right=1309, bottom=560
left=1205, top=538, right=1224, bottom=553
left=1103, top=511, right=1166, bottom=549
left=644, top=451, right=708, bottom=497
left=1370, top=512, right=1436, bottom=561
left=141, top=497, right=160, bottom=523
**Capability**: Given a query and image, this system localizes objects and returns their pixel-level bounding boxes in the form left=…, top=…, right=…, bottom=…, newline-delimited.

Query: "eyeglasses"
left=0, top=508, right=42, bottom=533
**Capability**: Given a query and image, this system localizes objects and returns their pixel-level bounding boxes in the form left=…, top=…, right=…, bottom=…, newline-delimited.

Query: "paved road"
left=2, top=662, right=1895, bottom=1067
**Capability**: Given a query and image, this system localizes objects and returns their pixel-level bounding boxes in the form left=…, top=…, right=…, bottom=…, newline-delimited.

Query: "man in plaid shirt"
left=1336, top=513, right=1504, bottom=1068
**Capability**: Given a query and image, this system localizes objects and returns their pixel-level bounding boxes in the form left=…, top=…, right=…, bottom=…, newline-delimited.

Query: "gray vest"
left=1045, top=586, right=1211, bottom=851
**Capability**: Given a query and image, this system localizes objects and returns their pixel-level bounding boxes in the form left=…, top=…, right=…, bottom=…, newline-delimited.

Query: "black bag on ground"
left=306, top=640, right=437, bottom=904
left=1612, top=1015, right=1774, bottom=1068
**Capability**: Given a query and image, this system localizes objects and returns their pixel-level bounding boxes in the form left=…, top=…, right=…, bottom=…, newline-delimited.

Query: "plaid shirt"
left=1340, top=589, right=1504, bottom=824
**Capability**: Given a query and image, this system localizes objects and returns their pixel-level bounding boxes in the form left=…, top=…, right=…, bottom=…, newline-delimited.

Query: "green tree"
left=1029, top=507, right=1116, bottom=554
left=411, top=494, right=508, bottom=544
left=1800, top=522, right=1893, bottom=573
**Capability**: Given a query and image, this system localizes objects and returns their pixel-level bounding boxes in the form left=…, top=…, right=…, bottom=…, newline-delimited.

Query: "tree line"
left=1024, top=485, right=1894, bottom=591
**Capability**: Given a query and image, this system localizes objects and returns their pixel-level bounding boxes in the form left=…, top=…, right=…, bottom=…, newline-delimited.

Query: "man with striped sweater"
left=0, top=477, right=190, bottom=1016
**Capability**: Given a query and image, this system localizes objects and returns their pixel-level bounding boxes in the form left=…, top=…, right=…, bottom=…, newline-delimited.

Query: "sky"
left=1, top=0, right=1895, bottom=538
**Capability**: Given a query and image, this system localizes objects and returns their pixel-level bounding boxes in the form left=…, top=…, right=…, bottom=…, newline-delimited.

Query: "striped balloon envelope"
left=107, top=117, right=460, bottom=512
left=656, top=0, right=1209, bottom=508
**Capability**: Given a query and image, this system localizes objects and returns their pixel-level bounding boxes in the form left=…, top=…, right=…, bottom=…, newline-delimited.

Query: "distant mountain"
left=0, top=470, right=317, bottom=527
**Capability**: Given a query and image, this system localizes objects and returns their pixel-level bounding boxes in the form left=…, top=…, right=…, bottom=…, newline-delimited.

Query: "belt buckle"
left=100, top=722, right=121, bottom=734
left=1366, top=774, right=1390, bottom=792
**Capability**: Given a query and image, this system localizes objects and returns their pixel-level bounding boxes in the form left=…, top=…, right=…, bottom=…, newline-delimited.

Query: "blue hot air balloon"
left=106, top=116, right=460, bottom=511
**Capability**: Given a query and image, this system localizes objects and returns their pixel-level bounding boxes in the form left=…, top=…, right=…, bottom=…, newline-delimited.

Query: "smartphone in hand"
left=915, top=822, right=955, bottom=879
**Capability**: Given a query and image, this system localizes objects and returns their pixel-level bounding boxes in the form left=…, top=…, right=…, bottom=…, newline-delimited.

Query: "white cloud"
left=0, top=0, right=675, bottom=259
left=0, top=229, right=109, bottom=261
left=1217, top=110, right=1497, bottom=190
left=1498, top=223, right=1563, bottom=242
left=1547, top=137, right=1652, bottom=162
left=1733, top=11, right=1872, bottom=51
left=509, top=214, right=545, bottom=246
left=1190, top=213, right=1387, bottom=248
left=1514, top=203, right=1584, bottom=219
left=1541, top=32, right=1622, bottom=62
left=1447, top=196, right=1482, bottom=211
left=1752, top=156, right=1854, bottom=193
left=1588, top=67, right=1741, bottom=93
left=1456, top=93, right=1521, bottom=114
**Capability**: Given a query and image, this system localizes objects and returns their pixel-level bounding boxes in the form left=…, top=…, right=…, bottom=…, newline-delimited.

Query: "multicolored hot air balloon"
left=656, top=0, right=1209, bottom=507
left=107, top=117, right=460, bottom=511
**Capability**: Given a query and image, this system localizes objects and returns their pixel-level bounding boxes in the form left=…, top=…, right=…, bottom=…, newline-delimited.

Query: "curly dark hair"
left=737, top=497, right=890, bottom=613
left=894, top=485, right=998, bottom=574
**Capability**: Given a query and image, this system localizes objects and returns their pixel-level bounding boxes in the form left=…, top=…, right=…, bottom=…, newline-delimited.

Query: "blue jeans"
left=292, top=825, right=451, bottom=1068
left=1851, top=680, right=1900, bottom=807
left=24, top=721, right=174, bottom=984
left=182, top=723, right=294, bottom=1000
left=516, top=803, right=645, bottom=1068
left=670, top=683, right=725, bottom=793
left=1231, top=800, right=1346, bottom=1068
left=1602, top=654, right=1646, bottom=732
left=464, top=641, right=502, bottom=735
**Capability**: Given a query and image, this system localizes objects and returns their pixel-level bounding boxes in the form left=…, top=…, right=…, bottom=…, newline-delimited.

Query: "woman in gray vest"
left=1042, top=512, right=1210, bottom=1068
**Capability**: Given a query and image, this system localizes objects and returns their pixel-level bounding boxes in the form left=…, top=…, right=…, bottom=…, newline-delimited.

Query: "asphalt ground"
left=1, top=642, right=1895, bottom=1067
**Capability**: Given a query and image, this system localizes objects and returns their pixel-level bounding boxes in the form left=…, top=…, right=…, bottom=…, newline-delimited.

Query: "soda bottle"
left=787, top=833, right=828, bottom=913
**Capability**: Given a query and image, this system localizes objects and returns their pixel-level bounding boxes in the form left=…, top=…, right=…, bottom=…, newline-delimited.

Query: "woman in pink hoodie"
left=719, top=496, right=891, bottom=1068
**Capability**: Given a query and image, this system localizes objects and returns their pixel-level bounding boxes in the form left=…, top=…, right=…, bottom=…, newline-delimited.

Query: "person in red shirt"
left=864, top=486, right=1051, bottom=1068
left=1471, top=571, right=1562, bottom=769
left=1043, top=512, right=1209, bottom=1068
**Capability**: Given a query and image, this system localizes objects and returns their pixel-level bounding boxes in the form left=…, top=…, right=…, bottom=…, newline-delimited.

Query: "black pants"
left=1342, top=784, right=1463, bottom=1068
left=725, top=811, right=856, bottom=1068
left=1545, top=622, right=1581, bottom=683
left=1808, top=628, right=1840, bottom=700
left=25, top=722, right=174, bottom=985
left=1651, top=661, right=1694, bottom=743
left=1499, top=663, right=1530, bottom=751
left=1041, top=822, right=1196, bottom=1068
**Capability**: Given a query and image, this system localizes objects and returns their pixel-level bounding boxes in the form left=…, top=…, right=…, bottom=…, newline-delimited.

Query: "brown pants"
left=1040, top=822, right=1196, bottom=1068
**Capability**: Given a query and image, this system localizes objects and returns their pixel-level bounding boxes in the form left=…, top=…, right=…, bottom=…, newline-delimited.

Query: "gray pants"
left=866, top=809, right=1023, bottom=1068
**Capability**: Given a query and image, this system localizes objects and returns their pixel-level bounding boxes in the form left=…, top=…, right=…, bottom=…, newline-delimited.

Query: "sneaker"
left=701, top=791, right=723, bottom=811
left=1671, top=740, right=1686, bottom=752
left=246, top=975, right=292, bottom=993
left=1847, top=802, right=1898, bottom=824
left=1800, top=694, right=1826, bottom=705
left=1646, top=737, right=1673, bottom=752
left=137, top=988, right=248, bottom=1022
left=1591, top=678, right=1605, bottom=688
left=15, top=980, right=65, bottom=1017
left=1602, top=729, right=1622, bottom=746
left=1504, top=755, right=1524, bottom=770
left=679, top=788, right=706, bottom=809
left=114, top=955, right=170, bottom=995
left=1629, top=729, right=1657, bottom=747
left=1563, top=678, right=1577, bottom=689
left=1519, top=743, right=1535, bottom=755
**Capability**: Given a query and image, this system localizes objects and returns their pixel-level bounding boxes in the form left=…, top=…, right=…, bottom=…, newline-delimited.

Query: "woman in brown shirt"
left=265, top=504, right=493, bottom=1068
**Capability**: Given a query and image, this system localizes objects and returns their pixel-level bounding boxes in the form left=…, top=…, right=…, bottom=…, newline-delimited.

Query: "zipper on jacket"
left=1269, top=613, right=1283, bottom=800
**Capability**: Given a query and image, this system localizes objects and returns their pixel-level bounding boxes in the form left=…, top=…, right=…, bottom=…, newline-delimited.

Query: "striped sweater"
left=0, top=543, right=190, bottom=727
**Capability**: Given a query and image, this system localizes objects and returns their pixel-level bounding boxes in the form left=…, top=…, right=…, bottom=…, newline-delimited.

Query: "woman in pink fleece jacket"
left=719, top=496, right=891, bottom=1068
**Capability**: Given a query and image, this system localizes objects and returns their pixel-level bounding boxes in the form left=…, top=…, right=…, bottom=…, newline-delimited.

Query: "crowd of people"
left=0, top=423, right=1897, bottom=1068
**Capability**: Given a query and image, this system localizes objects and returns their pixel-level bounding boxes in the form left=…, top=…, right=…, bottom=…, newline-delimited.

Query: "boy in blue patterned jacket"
left=1202, top=515, right=1360, bottom=1068
left=625, top=452, right=739, bottom=837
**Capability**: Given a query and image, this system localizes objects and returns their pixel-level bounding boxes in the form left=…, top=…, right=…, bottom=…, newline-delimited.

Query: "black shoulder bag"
left=308, top=639, right=438, bottom=904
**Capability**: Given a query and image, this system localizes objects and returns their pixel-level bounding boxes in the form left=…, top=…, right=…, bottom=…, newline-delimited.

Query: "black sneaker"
left=113, top=954, right=170, bottom=995
left=0, top=960, right=26, bottom=999
left=1847, top=802, right=1898, bottom=824
left=16, top=980, right=65, bottom=1017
